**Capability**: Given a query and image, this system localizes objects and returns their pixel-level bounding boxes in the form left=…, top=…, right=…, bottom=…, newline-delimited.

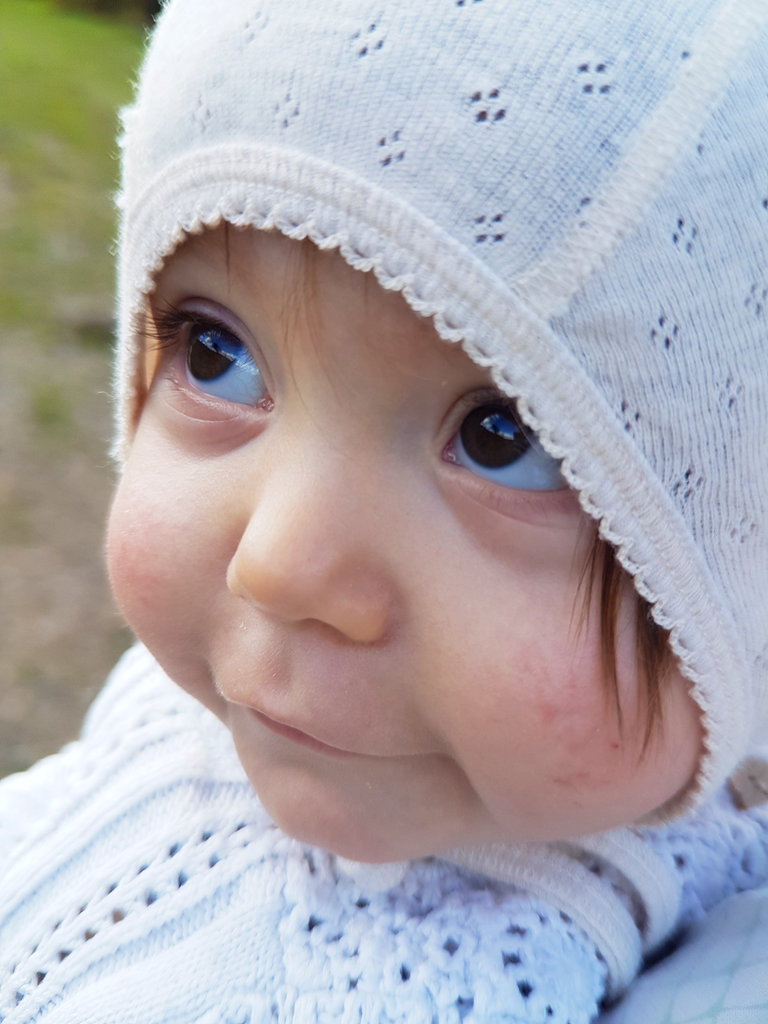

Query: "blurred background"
left=0, top=0, right=156, bottom=777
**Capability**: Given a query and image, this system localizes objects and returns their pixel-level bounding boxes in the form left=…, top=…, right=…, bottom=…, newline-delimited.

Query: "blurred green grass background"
left=1, top=0, right=143, bottom=333
left=0, top=1, right=144, bottom=776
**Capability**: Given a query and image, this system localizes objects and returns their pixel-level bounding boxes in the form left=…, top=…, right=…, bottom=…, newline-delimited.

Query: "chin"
left=250, top=771, right=427, bottom=863
left=266, top=797, right=408, bottom=863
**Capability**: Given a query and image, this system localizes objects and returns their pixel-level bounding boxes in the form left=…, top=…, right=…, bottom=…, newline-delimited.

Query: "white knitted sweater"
left=2, top=645, right=767, bottom=1024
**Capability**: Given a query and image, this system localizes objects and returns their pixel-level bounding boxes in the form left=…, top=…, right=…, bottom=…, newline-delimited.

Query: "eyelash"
left=447, top=387, right=521, bottom=432
left=148, top=304, right=234, bottom=352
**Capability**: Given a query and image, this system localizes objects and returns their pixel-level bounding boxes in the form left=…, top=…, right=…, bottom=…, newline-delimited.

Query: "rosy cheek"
left=525, top=649, right=623, bottom=756
left=106, top=477, right=222, bottom=711
left=106, top=482, right=172, bottom=632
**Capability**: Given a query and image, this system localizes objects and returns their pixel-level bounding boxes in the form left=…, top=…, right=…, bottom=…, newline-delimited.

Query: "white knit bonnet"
left=116, top=0, right=768, bottom=819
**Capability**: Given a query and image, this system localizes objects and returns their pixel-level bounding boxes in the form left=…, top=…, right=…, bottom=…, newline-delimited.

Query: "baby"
left=1, top=0, right=767, bottom=1021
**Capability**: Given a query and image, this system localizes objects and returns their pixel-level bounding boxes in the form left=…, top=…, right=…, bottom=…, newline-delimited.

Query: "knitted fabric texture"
left=115, top=0, right=768, bottom=813
left=2, top=646, right=768, bottom=1023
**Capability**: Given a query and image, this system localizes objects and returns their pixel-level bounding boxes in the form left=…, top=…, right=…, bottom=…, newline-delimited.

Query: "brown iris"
left=187, top=328, right=236, bottom=381
left=459, top=404, right=530, bottom=468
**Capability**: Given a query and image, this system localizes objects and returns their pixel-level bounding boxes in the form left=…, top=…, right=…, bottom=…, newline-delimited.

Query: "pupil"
left=188, top=331, right=235, bottom=381
left=460, top=404, right=530, bottom=468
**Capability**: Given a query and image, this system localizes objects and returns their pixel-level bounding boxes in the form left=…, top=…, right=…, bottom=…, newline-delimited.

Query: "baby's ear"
left=728, top=753, right=768, bottom=810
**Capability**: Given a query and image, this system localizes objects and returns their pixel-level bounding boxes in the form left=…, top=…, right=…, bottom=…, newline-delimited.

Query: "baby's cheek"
left=534, top=680, right=613, bottom=742
left=106, top=478, right=176, bottom=636
left=451, top=647, right=603, bottom=776
left=105, top=460, right=231, bottom=721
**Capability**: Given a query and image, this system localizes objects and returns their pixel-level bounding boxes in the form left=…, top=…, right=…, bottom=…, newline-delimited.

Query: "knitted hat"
left=116, top=0, right=768, bottom=818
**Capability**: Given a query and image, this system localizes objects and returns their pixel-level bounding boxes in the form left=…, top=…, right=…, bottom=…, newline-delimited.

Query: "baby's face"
left=107, top=226, right=701, bottom=861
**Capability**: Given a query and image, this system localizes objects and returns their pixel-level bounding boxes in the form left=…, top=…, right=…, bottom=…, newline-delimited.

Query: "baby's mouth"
left=249, top=707, right=358, bottom=758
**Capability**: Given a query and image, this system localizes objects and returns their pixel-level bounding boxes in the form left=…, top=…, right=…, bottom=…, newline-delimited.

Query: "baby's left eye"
left=186, top=323, right=268, bottom=406
left=452, top=401, right=565, bottom=491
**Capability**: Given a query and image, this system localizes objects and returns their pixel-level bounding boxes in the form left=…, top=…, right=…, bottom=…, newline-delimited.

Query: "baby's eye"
left=186, top=323, right=268, bottom=406
left=453, top=401, right=565, bottom=491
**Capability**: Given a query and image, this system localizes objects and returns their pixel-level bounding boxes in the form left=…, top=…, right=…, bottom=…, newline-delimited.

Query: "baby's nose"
left=226, top=449, right=396, bottom=644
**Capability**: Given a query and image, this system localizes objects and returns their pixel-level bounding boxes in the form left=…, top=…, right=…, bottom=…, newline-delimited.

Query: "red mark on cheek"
left=535, top=698, right=560, bottom=726
left=551, top=773, right=583, bottom=789
left=534, top=689, right=601, bottom=741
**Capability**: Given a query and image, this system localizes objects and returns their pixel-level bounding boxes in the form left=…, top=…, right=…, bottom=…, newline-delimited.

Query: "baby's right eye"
left=185, top=323, right=268, bottom=406
left=185, top=327, right=268, bottom=407
left=151, top=305, right=270, bottom=408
